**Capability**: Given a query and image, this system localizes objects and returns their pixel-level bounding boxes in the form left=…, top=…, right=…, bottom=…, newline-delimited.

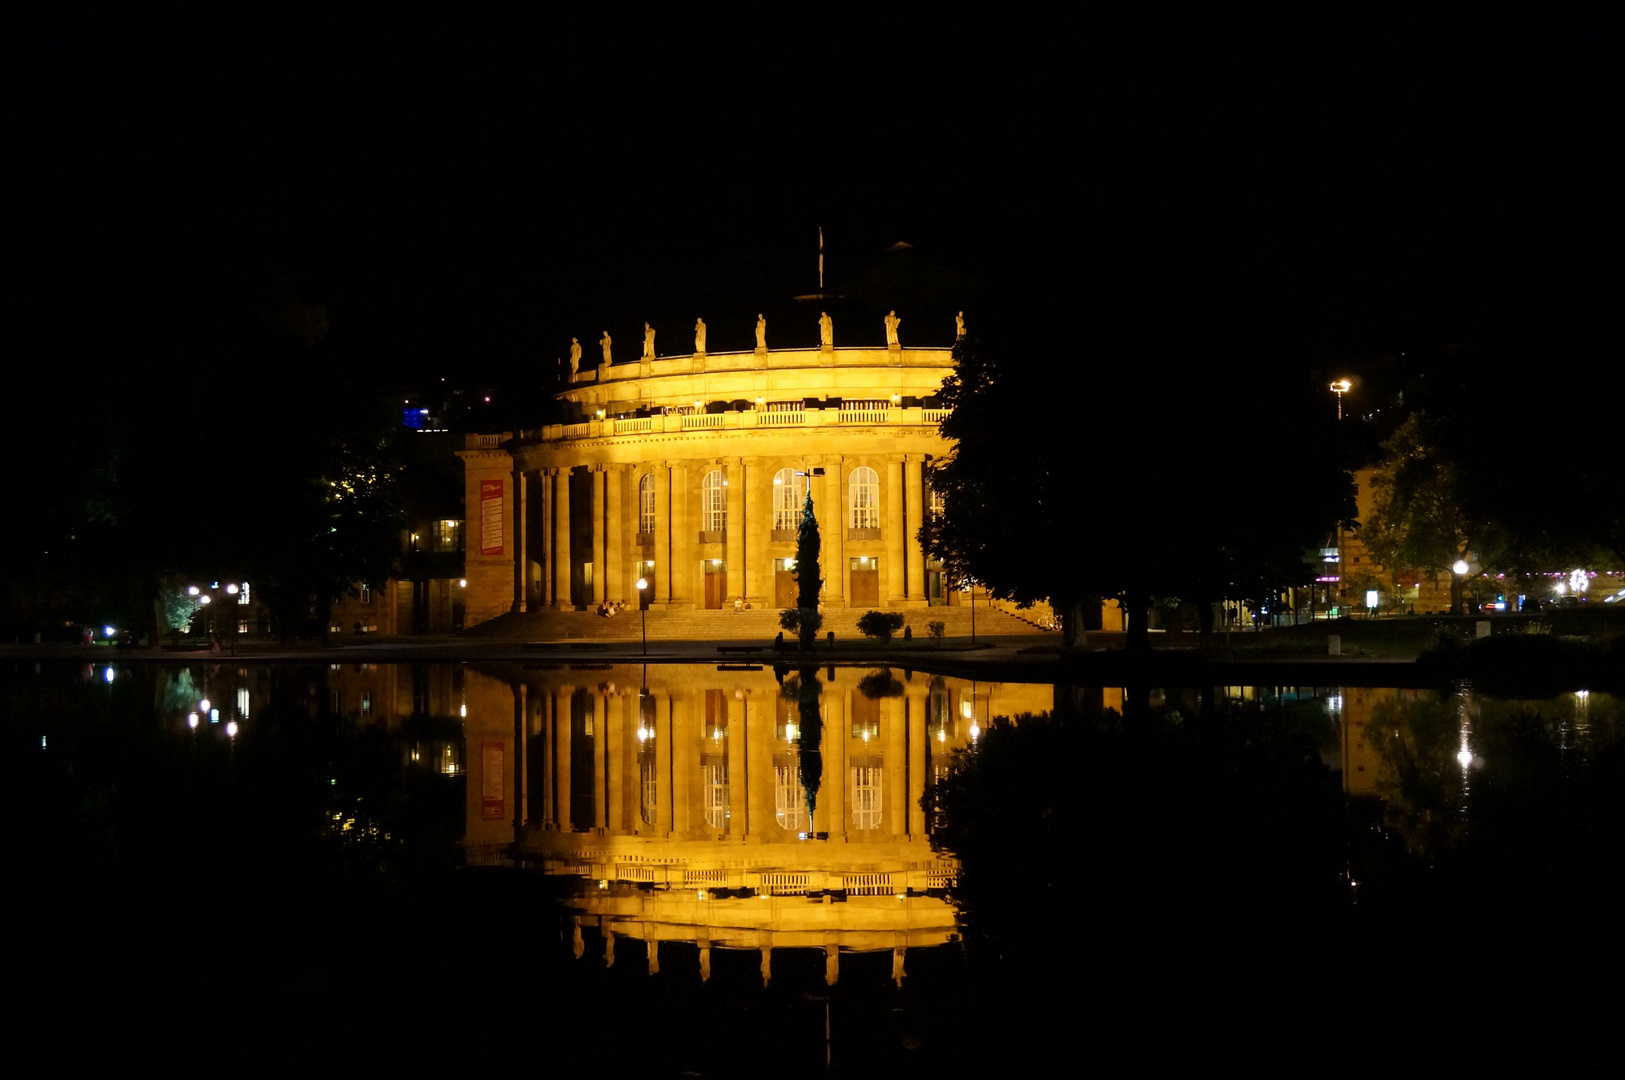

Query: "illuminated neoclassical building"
left=457, top=330, right=1042, bottom=634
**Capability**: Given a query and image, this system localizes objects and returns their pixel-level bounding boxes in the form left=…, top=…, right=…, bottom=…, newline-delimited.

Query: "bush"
left=928, top=620, right=946, bottom=639
left=856, top=610, right=906, bottom=642
left=779, top=607, right=823, bottom=640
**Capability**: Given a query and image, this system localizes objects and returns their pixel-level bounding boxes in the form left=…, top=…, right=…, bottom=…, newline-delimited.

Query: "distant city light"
left=103, top=667, right=115, bottom=683
left=104, top=625, right=116, bottom=636
left=199, top=698, right=211, bottom=713
left=187, top=586, right=200, bottom=596
left=226, top=584, right=238, bottom=595
left=1452, top=560, right=1470, bottom=575
left=226, top=721, right=238, bottom=737
left=188, top=713, right=199, bottom=728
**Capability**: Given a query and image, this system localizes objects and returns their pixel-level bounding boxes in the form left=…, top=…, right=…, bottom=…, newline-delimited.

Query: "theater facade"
left=458, top=335, right=959, bottom=628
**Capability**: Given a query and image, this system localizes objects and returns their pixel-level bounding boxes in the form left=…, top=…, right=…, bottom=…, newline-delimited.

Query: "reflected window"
left=701, top=470, right=726, bottom=532
left=702, top=758, right=729, bottom=830
left=774, top=756, right=807, bottom=831
left=851, top=759, right=883, bottom=830
left=639, top=473, right=656, bottom=535
left=638, top=693, right=658, bottom=826
left=849, top=467, right=879, bottom=529
left=772, top=468, right=807, bottom=530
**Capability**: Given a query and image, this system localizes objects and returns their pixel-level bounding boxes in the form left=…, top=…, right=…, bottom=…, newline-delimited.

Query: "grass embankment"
left=1217, top=608, right=1625, bottom=662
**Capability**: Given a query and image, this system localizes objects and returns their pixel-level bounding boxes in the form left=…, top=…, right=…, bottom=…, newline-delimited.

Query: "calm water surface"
left=13, top=661, right=1623, bottom=1071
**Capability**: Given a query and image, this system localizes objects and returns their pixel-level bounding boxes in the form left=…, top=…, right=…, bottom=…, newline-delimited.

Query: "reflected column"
left=747, top=693, right=770, bottom=843
left=607, top=691, right=625, bottom=833
left=671, top=690, right=694, bottom=837
left=907, top=682, right=927, bottom=838
left=886, top=694, right=906, bottom=837
left=826, top=685, right=846, bottom=841
left=555, top=685, right=573, bottom=831
left=726, top=690, right=745, bottom=839
left=593, top=691, right=607, bottom=833
left=656, top=693, right=672, bottom=838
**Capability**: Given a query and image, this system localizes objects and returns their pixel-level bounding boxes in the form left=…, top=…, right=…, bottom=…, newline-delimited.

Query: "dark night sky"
left=4, top=7, right=1617, bottom=427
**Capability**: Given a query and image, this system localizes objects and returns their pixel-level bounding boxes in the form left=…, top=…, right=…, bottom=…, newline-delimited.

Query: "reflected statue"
left=760, top=946, right=772, bottom=987
left=755, top=313, right=767, bottom=350
left=569, top=336, right=582, bottom=375
left=572, top=919, right=584, bottom=959
left=647, top=937, right=660, bottom=976
left=955, top=311, right=965, bottom=339
left=824, top=943, right=840, bottom=986
left=884, top=309, right=901, bottom=346
left=643, top=322, right=656, bottom=358
left=694, top=318, right=706, bottom=354
left=599, top=331, right=613, bottom=366
left=818, top=310, right=833, bottom=347
left=604, top=928, right=616, bottom=968
left=699, top=945, right=712, bottom=982
left=892, top=945, right=906, bottom=987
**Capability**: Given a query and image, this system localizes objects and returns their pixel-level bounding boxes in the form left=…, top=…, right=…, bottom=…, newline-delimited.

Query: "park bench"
left=717, top=645, right=765, bottom=655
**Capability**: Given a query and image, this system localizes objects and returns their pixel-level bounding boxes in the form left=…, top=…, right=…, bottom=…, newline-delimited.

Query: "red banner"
left=481, top=741, right=505, bottom=819
left=480, top=479, right=504, bottom=555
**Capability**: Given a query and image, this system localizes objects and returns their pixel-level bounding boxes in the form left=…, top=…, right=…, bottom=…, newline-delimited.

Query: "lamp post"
left=636, top=577, right=648, bottom=655
left=1330, top=379, right=1351, bottom=421
left=1452, top=559, right=1470, bottom=616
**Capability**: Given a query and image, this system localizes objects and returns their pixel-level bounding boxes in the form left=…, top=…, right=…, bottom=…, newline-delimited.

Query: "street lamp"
left=636, top=577, right=648, bottom=655
left=1330, top=379, right=1351, bottom=420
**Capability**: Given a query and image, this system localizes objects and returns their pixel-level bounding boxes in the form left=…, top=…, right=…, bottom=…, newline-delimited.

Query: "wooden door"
left=704, top=564, right=726, bottom=609
left=775, top=558, right=797, bottom=607
left=850, top=561, right=880, bottom=607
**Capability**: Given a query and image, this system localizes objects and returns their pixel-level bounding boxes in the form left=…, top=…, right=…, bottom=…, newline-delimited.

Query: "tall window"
left=929, top=485, right=945, bottom=520
left=775, top=760, right=807, bottom=831
left=433, top=519, right=463, bottom=552
left=849, top=467, right=879, bottom=529
left=639, top=473, right=656, bottom=535
left=701, top=470, right=726, bottom=532
left=772, top=468, right=806, bottom=530
left=851, top=764, right=883, bottom=830
left=238, top=582, right=251, bottom=605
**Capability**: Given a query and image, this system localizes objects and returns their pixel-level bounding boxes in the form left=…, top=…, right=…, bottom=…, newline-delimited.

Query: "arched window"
left=849, top=467, right=879, bottom=529
left=772, top=468, right=806, bottom=531
left=701, top=469, right=726, bottom=532
left=639, top=473, right=655, bottom=535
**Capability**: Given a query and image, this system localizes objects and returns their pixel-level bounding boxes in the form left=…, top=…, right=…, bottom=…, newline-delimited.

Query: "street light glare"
left=636, top=578, right=648, bottom=590
left=1452, top=560, right=1470, bottom=575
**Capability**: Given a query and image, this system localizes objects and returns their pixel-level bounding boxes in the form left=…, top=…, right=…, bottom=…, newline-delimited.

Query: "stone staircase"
left=466, top=603, right=1050, bottom=641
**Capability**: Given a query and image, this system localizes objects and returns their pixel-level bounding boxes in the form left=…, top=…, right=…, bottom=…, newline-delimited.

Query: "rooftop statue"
left=694, top=318, right=706, bottom=354
left=643, top=322, right=656, bottom=359
left=599, top=331, right=612, bottom=366
left=569, top=336, right=582, bottom=374
left=884, top=309, right=901, bottom=346
left=818, top=311, right=833, bottom=347
left=955, top=311, right=965, bottom=340
left=755, top=313, right=767, bottom=350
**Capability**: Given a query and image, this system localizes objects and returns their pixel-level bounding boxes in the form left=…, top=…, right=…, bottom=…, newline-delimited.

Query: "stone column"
left=653, top=464, right=672, bottom=606
left=724, top=457, right=744, bottom=605
left=743, top=456, right=768, bottom=606
left=540, top=467, right=553, bottom=609
left=907, top=687, right=927, bottom=838
left=510, top=464, right=527, bottom=614
left=823, top=457, right=845, bottom=608
left=592, top=692, right=607, bottom=832
left=904, top=457, right=927, bottom=606
left=552, top=469, right=573, bottom=611
left=885, top=456, right=906, bottom=606
left=513, top=682, right=528, bottom=834
left=591, top=466, right=607, bottom=605
left=606, top=466, right=625, bottom=602
left=555, top=687, right=573, bottom=831
left=668, top=461, right=693, bottom=607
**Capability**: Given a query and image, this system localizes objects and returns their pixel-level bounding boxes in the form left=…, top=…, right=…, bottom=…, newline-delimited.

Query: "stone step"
left=468, top=603, right=1049, bottom=640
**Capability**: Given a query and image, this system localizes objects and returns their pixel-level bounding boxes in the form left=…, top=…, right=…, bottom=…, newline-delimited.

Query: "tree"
left=781, top=489, right=824, bottom=650
left=923, top=333, right=1355, bottom=650
left=1361, top=413, right=1486, bottom=613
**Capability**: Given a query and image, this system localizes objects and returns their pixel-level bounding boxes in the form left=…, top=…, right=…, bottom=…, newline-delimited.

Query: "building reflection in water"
left=460, top=662, right=1053, bottom=986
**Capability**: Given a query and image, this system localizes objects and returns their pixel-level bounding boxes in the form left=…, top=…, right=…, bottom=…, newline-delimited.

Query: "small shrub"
left=927, top=620, right=946, bottom=639
left=780, top=607, right=823, bottom=645
left=856, top=610, right=906, bottom=642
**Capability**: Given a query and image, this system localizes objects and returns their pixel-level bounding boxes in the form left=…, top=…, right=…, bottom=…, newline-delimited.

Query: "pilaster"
left=668, top=460, right=694, bottom=607
left=743, top=456, right=769, bottom=606
left=823, top=457, right=845, bottom=608
left=904, top=457, right=927, bottom=606
left=591, top=466, right=607, bottom=605
left=885, top=456, right=906, bottom=605
left=551, top=469, right=573, bottom=611
left=723, top=457, right=745, bottom=604
left=606, top=466, right=626, bottom=602
left=653, top=464, right=672, bottom=606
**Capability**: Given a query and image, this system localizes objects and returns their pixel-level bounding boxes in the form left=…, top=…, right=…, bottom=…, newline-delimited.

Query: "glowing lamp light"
left=187, top=586, right=200, bottom=596
left=199, top=698, right=211, bottom=714
left=1456, top=746, right=1473, bottom=769
left=458, top=579, right=467, bottom=588
left=1452, top=560, right=1470, bottom=576
left=1569, top=569, right=1589, bottom=594
left=103, top=667, right=115, bottom=684
left=226, top=584, right=238, bottom=595
left=226, top=721, right=239, bottom=737
left=636, top=577, right=648, bottom=591
left=198, top=594, right=211, bottom=605
left=188, top=712, right=199, bottom=728
left=1365, top=590, right=1379, bottom=609
left=104, top=625, right=116, bottom=637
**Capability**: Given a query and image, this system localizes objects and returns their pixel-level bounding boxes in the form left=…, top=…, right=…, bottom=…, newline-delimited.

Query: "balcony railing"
left=482, top=406, right=953, bottom=447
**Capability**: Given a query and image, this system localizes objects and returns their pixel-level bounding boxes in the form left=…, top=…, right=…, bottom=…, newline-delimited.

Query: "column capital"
left=719, top=456, right=743, bottom=466
left=742, top=456, right=764, bottom=467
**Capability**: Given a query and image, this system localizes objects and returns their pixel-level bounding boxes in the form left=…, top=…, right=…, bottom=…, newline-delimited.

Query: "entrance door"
left=774, top=558, right=797, bottom=607
left=849, top=556, right=880, bottom=607
left=927, top=559, right=947, bottom=606
left=703, top=560, right=727, bottom=609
